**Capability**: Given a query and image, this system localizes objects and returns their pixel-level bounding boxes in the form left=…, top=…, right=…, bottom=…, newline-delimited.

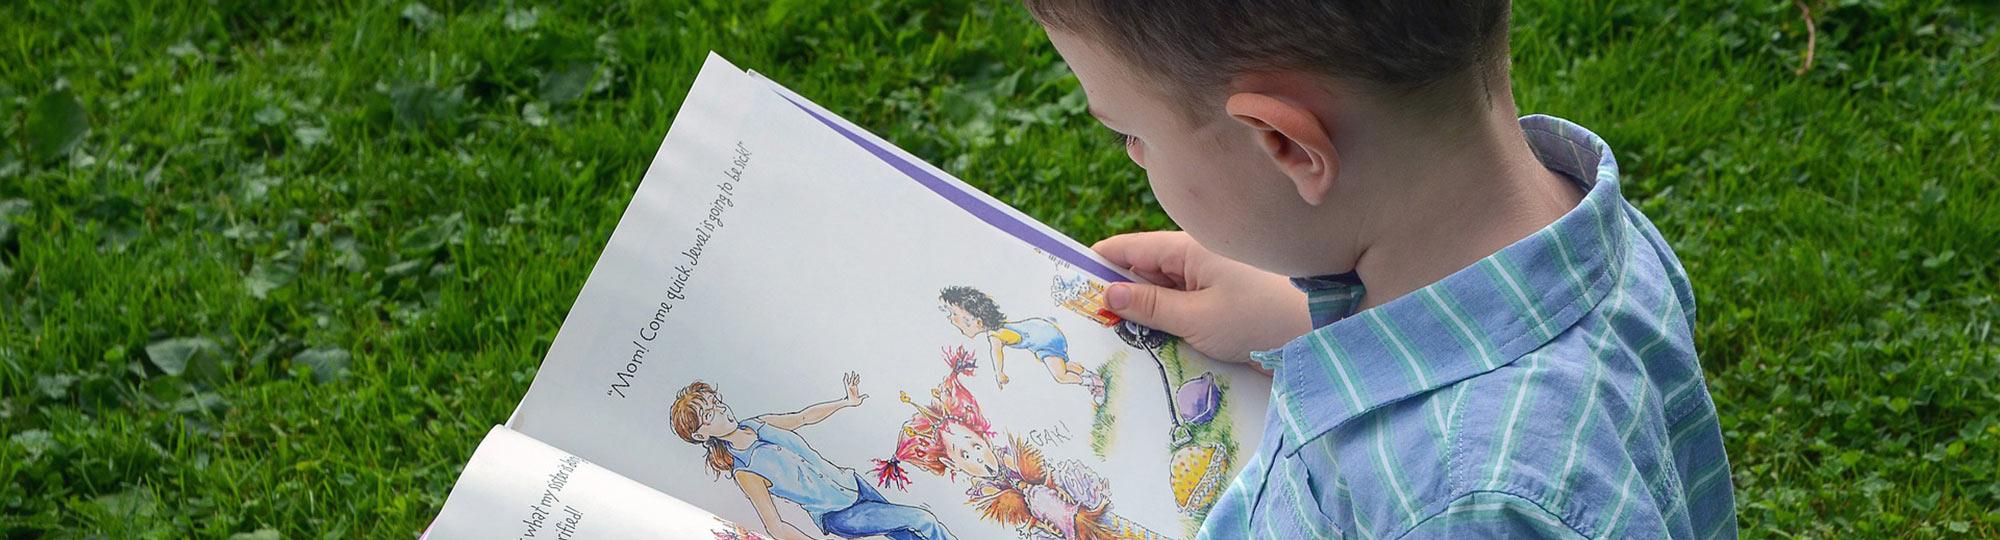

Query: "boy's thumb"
left=1104, top=282, right=1195, bottom=336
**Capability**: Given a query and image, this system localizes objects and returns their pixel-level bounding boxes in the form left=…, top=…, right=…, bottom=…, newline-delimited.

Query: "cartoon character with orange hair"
left=671, top=375, right=955, bottom=540
left=871, top=347, right=1171, bottom=540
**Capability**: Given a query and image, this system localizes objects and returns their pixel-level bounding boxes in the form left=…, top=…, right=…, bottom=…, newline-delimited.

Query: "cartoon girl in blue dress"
left=939, top=286, right=1106, bottom=404
left=671, top=376, right=955, bottom=540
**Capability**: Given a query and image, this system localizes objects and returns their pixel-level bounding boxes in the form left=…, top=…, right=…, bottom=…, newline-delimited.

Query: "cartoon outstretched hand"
left=995, top=371, right=1010, bottom=390
left=843, top=371, right=869, bottom=407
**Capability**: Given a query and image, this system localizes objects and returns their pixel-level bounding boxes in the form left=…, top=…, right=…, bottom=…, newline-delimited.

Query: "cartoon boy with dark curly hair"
left=939, top=286, right=1105, bottom=404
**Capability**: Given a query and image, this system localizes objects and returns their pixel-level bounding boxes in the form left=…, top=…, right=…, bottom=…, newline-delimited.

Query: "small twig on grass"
left=1793, top=0, right=1818, bottom=76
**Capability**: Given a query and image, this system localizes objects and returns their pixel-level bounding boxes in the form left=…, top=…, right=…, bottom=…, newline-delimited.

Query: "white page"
left=749, top=71, right=1142, bottom=285
left=505, top=53, right=1270, bottom=539
left=427, top=426, right=771, bottom=540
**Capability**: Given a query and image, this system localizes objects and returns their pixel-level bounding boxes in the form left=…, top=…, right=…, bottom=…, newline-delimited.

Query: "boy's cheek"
left=1175, top=182, right=1298, bottom=268
left=1148, top=176, right=1241, bottom=253
left=1152, top=158, right=1243, bottom=218
left=1141, top=172, right=1198, bottom=228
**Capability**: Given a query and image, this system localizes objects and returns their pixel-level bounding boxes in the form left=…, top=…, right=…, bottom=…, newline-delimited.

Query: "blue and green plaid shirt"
left=1196, top=116, right=1736, bottom=539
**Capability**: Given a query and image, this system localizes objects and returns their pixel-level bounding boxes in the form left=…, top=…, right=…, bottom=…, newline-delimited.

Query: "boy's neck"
left=1347, top=101, right=1583, bottom=311
left=721, top=427, right=757, bottom=450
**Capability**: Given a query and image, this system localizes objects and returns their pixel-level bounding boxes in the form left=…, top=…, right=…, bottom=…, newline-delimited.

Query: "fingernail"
left=1106, top=283, right=1130, bottom=311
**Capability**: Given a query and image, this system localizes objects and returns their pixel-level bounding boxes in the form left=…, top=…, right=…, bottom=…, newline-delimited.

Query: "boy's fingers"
left=1093, top=232, right=1195, bottom=288
left=1133, top=267, right=1178, bottom=289
left=1104, top=282, right=1199, bottom=337
left=1093, top=232, right=1185, bottom=268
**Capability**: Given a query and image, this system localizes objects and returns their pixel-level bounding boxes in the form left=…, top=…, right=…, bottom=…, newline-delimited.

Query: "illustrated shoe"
left=1083, top=372, right=1108, bottom=406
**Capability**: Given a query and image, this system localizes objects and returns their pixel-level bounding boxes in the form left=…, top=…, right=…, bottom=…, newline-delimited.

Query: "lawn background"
left=2, top=0, right=1996, bottom=537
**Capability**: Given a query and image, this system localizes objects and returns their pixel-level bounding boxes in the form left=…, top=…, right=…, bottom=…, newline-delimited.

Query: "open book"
left=425, top=53, right=1271, bottom=540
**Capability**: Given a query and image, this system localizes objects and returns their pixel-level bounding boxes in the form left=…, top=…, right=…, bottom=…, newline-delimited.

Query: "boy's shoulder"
left=1273, top=116, right=1734, bottom=538
left=1317, top=319, right=1728, bottom=537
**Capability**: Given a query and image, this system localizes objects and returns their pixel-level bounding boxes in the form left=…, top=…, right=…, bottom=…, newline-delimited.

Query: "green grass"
left=1, top=0, right=1995, bottom=537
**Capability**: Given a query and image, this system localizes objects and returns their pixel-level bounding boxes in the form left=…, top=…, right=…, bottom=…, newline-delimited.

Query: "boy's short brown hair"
left=1024, top=0, right=1512, bottom=109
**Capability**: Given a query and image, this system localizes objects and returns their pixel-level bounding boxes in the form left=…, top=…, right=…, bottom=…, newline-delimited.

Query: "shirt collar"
left=1264, top=115, right=1635, bottom=450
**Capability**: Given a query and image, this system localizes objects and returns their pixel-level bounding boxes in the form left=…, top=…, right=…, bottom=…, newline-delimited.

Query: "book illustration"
left=872, top=347, right=1173, bottom=540
left=711, top=516, right=773, bottom=540
left=1045, top=270, right=1131, bottom=457
left=1050, top=274, right=1122, bottom=326
left=1053, top=272, right=1236, bottom=522
left=671, top=376, right=958, bottom=540
left=1124, top=324, right=1236, bottom=522
left=940, top=286, right=1109, bottom=405
left=1174, top=374, right=1222, bottom=425
left=1086, top=352, right=1124, bottom=458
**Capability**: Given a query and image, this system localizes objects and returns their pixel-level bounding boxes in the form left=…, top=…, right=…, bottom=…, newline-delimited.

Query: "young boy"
left=1022, top=1, right=1737, bottom=538
left=937, top=285, right=1107, bottom=402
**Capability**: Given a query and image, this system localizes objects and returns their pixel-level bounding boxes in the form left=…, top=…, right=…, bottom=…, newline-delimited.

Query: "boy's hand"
left=1094, top=232, right=1311, bottom=365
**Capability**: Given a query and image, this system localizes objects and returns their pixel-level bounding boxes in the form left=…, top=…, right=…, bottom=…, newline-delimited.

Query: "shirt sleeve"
left=991, top=327, right=1023, bottom=346
left=1399, top=491, right=1589, bottom=539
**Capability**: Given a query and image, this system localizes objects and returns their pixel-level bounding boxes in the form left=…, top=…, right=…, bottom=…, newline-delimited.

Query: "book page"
left=504, top=53, right=1270, bottom=539
left=427, top=426, right=772, bottom=540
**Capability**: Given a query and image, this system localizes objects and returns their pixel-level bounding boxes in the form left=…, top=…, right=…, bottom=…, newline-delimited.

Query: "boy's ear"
left=1225, top=93, right=1338, bottom=206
